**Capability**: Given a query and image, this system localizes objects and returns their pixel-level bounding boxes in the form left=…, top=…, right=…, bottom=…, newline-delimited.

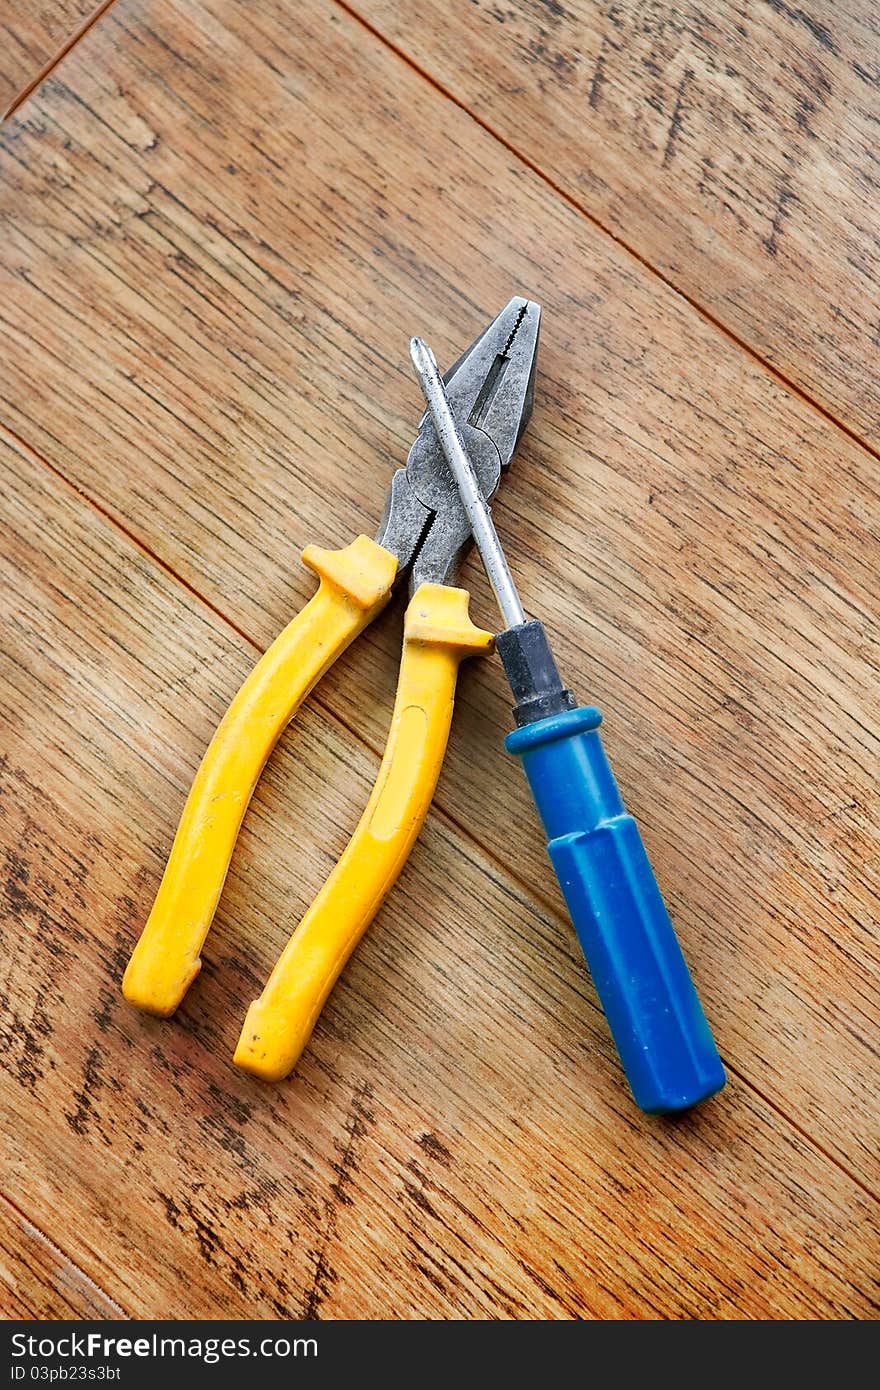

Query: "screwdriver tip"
left=409, top=335, right=437, bottom=380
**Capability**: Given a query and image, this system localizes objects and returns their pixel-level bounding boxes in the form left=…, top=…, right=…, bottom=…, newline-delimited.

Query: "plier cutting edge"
left=123, top=296, right=541, bottom=1081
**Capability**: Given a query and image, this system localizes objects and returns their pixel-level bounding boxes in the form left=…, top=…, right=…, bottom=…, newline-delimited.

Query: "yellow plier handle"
left=122, top=536, right=398, bottom=1017
left=234, top=582, right=491, bottom=1080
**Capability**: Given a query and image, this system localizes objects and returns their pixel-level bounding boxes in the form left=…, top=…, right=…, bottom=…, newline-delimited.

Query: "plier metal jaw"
left=122, top=297, right=541, bottom=1080
left=379, top=294, right=538, bottom=592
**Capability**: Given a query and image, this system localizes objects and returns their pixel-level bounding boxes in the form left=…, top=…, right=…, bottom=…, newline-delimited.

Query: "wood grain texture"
left=2, top=430, right=878, bottom=1318
left=355, top=0, right=880, bottom=445
left=0, top=0, right=877, bottom=1319
left=2, top=0, right=877, bottom=1186
left=0, top=1, right=98, bottom=115
left=0, top=1197, right=123, bottom=1318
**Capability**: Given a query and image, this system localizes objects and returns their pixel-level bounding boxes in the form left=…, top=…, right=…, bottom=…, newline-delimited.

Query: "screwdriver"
left=410, top=334, right=725, bottom=1114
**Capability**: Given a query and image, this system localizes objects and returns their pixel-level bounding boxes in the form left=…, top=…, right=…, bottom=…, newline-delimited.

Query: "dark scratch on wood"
left=189, top=1205, right=221, bottom=1265
left=765, top=0, right=838, bottom=56
left=157, top=1191, right=181, bottom=1228
left=588, top=40, right=606, bottom=109
left=301, top=1079, right=374, bottom=1318
left=851, top=63, right=878, bottom=89
left=418, top=1131, right=452, bottom=1166
left=65, top=1045, right=103, bottom=1135
left=199, top=1081, right=254, bottom=1158
left=404, top=1160, right=439, bottom=1218
left=663, top=68, right=694, bottom=167
left=765, top=176, right=799, bottom=256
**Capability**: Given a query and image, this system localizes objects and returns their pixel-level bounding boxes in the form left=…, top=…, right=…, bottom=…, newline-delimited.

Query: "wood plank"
left=354, top=0, right=880, bottom=445
left=0, top=0, right=877, bottom=1197
left=0, top=1196, right=122, bottom=1318
left=2, top=431, right=878, bottom=1318
left=0, top=2, right=98, bottom=117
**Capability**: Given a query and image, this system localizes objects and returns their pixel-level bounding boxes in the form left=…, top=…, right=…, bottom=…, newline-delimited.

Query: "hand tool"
left=121, top=297, right=540, bottom=1081
left=411, top=335, right=725, bottom=1114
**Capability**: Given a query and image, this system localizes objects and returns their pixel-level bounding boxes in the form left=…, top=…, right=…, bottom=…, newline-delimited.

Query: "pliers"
left=122, top=296, right=541, bottom=1081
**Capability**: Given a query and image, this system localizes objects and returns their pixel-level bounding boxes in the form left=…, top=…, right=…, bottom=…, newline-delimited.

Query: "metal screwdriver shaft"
left=411, top=333, right=575, bottom=727
left=410, top=328, right=726, bottom=1115
left=410, top=337, right=526, bottom=629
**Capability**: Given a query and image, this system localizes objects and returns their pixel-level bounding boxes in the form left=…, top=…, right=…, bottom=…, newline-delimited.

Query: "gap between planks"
left=3, top=415, right=877, bottom=1213
left=334, top=0, right=880, bottom=471
left=1, top=1191, right=127, bottom=1318
left=1, top=0, right=119, bottom=122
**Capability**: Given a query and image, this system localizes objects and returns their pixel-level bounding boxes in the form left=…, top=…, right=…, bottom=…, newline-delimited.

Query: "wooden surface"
left=0, top=0, right=877, bottom=1320
left=358, top=0, right=880, bottom=444
left=0, top=2, right=98, bottom=115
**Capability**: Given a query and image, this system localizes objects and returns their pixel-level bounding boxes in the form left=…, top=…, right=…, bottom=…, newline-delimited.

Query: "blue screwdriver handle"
left=506, top=704, right=725, bottom=1113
